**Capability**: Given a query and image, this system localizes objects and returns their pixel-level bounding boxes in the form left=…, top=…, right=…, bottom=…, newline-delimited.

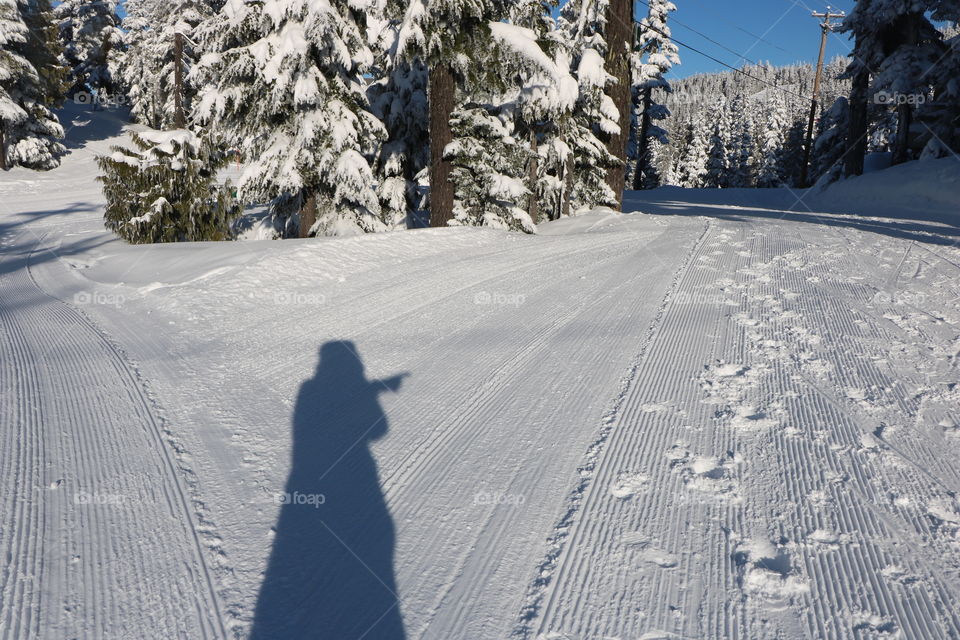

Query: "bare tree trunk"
left=527, top=130, right=539, bottom=223
left=602, top=0, right=634, bottom=210
left=429, top=63, right=456, bottom=228
left=892, top=14, right=919, bottom=165
left=562, top=151, right=573, bottom=219
left=299, top=192, right=317, bottom=238
left=173, top=32, right=186, bottom=129
left=845, top=67, right=870, bottom=177
left=632, top=89, right=652, bottom=190
left=0, top=126, right=6, bottom=171
left=892, top=103, right=913, bottom=165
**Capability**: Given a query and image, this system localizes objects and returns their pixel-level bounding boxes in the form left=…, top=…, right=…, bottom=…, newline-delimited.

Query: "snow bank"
left=811, top=156, right=960, bottom=223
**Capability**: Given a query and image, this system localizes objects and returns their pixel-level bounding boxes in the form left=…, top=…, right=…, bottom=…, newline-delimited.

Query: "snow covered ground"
left=2, top=107, right=960, bottom=639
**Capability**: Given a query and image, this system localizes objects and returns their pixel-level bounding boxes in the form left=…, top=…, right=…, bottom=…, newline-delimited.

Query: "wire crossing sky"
left=662, top=0, right=856, bottom=78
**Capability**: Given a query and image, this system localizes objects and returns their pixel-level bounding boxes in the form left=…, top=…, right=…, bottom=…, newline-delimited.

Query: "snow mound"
left=813, top=157, right=960, bottom=223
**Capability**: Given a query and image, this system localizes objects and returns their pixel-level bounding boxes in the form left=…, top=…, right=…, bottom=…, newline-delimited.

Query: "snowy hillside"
left=2, top=108, right=960, bottom=639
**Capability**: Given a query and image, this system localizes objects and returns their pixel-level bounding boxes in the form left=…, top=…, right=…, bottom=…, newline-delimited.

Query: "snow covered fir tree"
left=0, top=0, right=67, bottom=169
left=195, top=0, right=386, bottom=238
left=98, top=128, right=237, bottom=242
left=54, top=0, right=122, bottom=98
left=0, top=0, right=956, bottom=238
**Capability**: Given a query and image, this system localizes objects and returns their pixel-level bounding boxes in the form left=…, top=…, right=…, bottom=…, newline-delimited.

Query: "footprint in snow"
left=734, top=537, right=809, bottom=606
left=619, top=534, right=679, bottom=568
left=610, top=473, right=650, bottom=499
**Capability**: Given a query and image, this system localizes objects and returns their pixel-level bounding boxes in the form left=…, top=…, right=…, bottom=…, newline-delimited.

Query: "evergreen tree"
left=632, top=0, right=678, bottom=190
left=21, top=0, right=68, bottom=103
left=852, top=0, right=941, bottom=164
left=811, top=96, right=849, bottom=184
left=504, top=1, right=570, bottom=223
left=600, top=0, right=634, bottom=207
left=367, top=0, right=429, bottom=229
left=703, top=96, right=730, bottom=188
left=446, top=103, right=534, bottom=231
left=196, top=0, right=386, bottom=238
left=727, top=94, right=756, bottom=188
left=396, top=0, right=509, bottom=227
left=781, top=116, right=807, bottom=187
left=675, top=116, right=708, bottom=187
left=756, top=94, right=789, bottom=187
left=115, top=0, right=211, bottom=129
left=98, top=129, right=238, bottom=243
left=1, top=0, right=66, bottom=170
left=921, top=6, right=960, bottom=157
left=558, top=1, right=619, bottom=209
left=54, top=0, right=121, bottom=97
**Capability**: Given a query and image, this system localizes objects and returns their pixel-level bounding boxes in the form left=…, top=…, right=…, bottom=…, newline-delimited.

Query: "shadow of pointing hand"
left=250, top=341, right=407, bottom=640
left=377, top=373, right=409, bottom=394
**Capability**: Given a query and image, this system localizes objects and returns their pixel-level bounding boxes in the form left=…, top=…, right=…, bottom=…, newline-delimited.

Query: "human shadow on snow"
left=250, top=341, right=408, bottom=640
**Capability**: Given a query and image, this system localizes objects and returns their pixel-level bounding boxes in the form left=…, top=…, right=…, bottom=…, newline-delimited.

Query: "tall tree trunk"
left=602, top=0, right=634, bottom=210
left=632, top=89, right=653, bottom=190
left=845, top=67, right=870, bottom=177
left=173, top=31, right=186, bottom=129
left=0, top=126, right=6, bottom=171
left=561, top=151, right=573, bottom=219
left=299, top=191, right=317, bottom=238
left=892, top=102, right=913, bottom=165
left=428, top=63, right=456, bottom=228
left=892, top=14, right=920, bottom=165
left=527, top=130, right=539, bottom=223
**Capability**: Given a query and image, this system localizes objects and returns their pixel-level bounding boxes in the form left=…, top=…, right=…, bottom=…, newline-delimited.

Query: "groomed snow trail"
left=0, top=230, right=227, bottom=639
left=513, top=200, right=960, bottom=640
left=2, top=114, right=959, bottom=639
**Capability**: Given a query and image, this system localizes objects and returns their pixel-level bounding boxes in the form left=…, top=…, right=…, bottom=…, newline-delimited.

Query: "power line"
left=637, top=21, right=813, bottom=104
left=635, top=0, right=762, bottom=66
left=682, top=0, right=806, bottom=58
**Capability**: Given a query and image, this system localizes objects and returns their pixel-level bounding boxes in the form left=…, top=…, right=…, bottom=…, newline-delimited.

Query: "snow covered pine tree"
left=632, top=0, right=678, bottom=190
left=115, top=0, right=213, bottom=129
left=98, top=129, right=237, bottom=242
left=1, top=0, right=66, bottom=170
left=197, top=0, right=385, bottom=238
left=367, top=0, right=430, bottom=229
left=55, top=0, right=122, bottom=99
left=396, top=0, right=509, bottom=227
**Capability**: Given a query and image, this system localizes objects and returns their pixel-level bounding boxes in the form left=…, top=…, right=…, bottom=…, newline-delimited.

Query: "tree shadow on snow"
left=629, top=191, right=960, bottom=248
left=250, top=341, right=408, bottom=640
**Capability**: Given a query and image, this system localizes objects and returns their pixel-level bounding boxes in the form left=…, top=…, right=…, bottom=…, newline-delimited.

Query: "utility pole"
left=799, top=8, right=845, bottom=187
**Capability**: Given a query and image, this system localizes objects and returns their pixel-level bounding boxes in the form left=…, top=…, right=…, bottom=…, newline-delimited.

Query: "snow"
left=488, top=22, right=559, bottom=79
left=2, top=106, right=960, bottom=639
left=576, top=47, right=609, bottom=89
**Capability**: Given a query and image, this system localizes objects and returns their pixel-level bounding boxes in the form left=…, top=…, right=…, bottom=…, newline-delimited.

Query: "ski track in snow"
left=510, top=217, right=960, bottom=640
left=2, top=130, right=960, bottom=639
left=0, top=233, right=227, bottom=639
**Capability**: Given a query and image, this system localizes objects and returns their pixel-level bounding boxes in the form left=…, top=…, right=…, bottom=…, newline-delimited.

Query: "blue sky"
left=663, top=0, right=857, bottom=78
